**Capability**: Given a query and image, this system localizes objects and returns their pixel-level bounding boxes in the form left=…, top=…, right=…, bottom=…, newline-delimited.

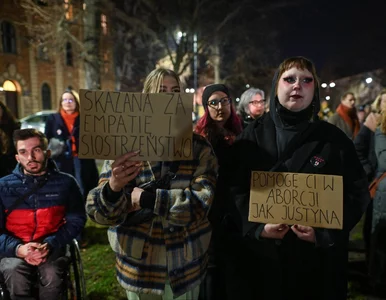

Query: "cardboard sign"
left=248, top=171, right=343, bottom=229
left=78, top=90, right=193, bottom=161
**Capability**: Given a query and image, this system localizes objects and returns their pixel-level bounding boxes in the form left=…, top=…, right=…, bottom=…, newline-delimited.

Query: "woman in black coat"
left=194, top=83, right=243, bottom=300
left=45, top=90, right=99, bottom=200
left=221, top=56, right=370, bottom=300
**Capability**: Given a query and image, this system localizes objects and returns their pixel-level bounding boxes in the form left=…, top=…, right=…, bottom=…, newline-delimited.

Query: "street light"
left=366, top=77, right=373, bottom=84
left=325, top=96, right=330, bottom=100
left=321, top=83, right=327, bottom=88
left=329, top=82, right=336, bottom=88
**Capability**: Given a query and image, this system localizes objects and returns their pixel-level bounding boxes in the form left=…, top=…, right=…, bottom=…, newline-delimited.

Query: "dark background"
left=277, top=0, right=386, bottom=79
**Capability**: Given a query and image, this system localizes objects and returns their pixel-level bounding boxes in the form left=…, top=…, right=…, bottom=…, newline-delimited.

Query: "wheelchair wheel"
left=65, top=239, right=87, bottom=300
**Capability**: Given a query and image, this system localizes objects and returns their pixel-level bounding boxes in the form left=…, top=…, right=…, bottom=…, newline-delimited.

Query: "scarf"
left=336, top=104, right=360, bottom=138
left=60, top=109, right=79, bottom=155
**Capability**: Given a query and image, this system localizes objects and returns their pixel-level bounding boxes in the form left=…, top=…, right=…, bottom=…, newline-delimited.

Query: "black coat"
left=221, top=113, right=370, bottom=300
left=354, top=124, right=377, bottom=182
left=45, top=113, right=99, bottom=199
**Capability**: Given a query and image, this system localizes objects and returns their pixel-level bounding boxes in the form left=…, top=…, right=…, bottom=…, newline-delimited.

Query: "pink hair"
left=194, top=105, right=242, bottom=142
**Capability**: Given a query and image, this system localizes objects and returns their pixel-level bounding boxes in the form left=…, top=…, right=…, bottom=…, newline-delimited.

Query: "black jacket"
left=45, top=113, right=99, bottom=198
left=354, top=124, right=377, bottom=182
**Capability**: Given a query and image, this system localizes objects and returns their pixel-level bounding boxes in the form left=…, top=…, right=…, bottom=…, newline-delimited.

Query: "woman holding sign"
left=222, top=56, right=370, bottom=299
left=86, top=68, right=218, bottom=300
left=45, top=89, right=99, bottom=199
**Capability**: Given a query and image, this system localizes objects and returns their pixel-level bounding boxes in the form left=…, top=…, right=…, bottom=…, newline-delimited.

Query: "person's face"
left=159, top=76, right=181, bottom=93
left=61, top=92, right=77, bottom=114
left=341, top=94, right=356, bottom=109
left=207, top=91, right=231, bottom=125
left=248, top=93, right=265, bottom=118
left=380, top=94, right=386, bottom=112
left=277, top=67, right=315, bottom=112
left=16, top=137, right=50, bottom=176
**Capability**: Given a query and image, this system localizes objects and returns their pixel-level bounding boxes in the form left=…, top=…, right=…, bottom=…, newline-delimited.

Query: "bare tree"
left=17, top=0, right=109, bottom=90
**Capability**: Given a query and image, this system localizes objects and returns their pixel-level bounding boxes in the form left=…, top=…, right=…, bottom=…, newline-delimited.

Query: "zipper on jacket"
left=30, top=178, right=38, bottom=241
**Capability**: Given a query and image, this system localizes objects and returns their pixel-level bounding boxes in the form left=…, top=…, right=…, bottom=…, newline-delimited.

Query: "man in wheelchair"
left=0, top=129, right=86, bottom=300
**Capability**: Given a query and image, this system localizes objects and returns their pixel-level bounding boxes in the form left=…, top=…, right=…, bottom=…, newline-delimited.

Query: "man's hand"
left=16, top=242, right=40, bottom=258
left=260, top=224, right=289, bottom=239
left=109, top=151, right=143, bottom=192
left=291, top=224, right=316, bottom=243
left=25, top=243, right=51, bottom=266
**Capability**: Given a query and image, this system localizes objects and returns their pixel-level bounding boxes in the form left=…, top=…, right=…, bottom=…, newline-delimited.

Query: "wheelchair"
left=0, top=239, right=86, bottom=300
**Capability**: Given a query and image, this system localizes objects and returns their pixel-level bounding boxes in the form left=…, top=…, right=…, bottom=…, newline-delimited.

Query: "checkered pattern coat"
left=86, top=134, right=218, bottom=297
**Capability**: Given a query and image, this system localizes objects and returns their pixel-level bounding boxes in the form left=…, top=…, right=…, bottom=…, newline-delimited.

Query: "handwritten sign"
left=248, top=172, right=343, bottom=229
left=78, top=90, right=193, bottom=161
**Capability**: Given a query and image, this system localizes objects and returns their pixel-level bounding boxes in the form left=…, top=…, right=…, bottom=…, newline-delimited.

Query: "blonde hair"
left=371, top=89, right=386, bottom=113
left=142, top=68, right=182, bottom=93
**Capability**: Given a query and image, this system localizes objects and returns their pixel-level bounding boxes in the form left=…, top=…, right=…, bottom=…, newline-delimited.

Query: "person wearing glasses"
left=194, top=83, right=242, bottom=300
left=237, top=87, right=266, bottom=129
left=44, top=90, right=99, bottom=200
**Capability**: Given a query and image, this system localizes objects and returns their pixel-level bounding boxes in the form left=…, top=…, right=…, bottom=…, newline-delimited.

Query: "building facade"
left=0, top=0, right=115, bottom=119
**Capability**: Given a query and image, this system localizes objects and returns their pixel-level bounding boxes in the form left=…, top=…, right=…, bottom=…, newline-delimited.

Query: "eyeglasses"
left=249, top=100, right=265, bottom=106
left=207, top=97, right=231, bottom=108
left=62, top=99, right=74, bottom=103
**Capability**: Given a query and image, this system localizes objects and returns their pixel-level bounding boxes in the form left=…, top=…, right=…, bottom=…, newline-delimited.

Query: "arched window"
left=1, top=21, right=16, bottom=54
left=3, top=80, right=16, bottom=91
left=41, top=83, right=51, bottom=109
left=65, top=42, right=73, bottom=66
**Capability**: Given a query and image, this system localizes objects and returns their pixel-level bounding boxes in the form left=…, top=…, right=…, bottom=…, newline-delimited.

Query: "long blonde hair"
left=371, top=89, right=386, bottom=113
left=142, top=68, right=182, bottom=93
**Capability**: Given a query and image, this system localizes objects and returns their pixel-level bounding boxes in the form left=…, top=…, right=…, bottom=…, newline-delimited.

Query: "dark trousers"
left=198, top=266, right=227, bottom=300
left=363, top=201, right=373, bottom=264
left=0, top=248, right=68, bottom=300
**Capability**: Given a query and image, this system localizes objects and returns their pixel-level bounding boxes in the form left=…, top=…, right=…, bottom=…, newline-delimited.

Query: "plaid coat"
left=86, top=134, right=218, bottom=297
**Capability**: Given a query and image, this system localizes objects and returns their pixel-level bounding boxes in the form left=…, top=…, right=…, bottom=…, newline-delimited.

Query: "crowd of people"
left=0, top=56, right=385, bottom=300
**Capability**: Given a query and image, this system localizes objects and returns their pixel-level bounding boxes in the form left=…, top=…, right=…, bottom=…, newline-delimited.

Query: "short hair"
left=58, top=90, right=80, bottom=113
left=142, top=68, right=182, bottom=93
left=341, top=92, right=355, bottom=101
left=275, top=56, right=320, bottom=93
left=13, top=129, right=48, bottom=151
left=237, top=88, right=265, bottom=116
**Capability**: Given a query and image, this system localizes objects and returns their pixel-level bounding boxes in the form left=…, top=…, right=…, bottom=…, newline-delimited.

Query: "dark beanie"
left=202, top=84, right=230, bottom=110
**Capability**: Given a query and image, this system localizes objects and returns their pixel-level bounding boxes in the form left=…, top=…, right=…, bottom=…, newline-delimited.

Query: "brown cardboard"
left=78, top=89, right=193, bottom=161
left=248, top=171, right=343, bottom=229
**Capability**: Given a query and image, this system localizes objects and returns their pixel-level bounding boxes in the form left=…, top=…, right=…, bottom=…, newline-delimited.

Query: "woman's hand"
left=109, top=151, right=143, bottom=192
left=291, top=224, right=316, bottom=243
left=364, top=112, right=380, bottom=132
left=261, top=223, right=289, bottom=239
left=130, top=187, right=144, bottom=211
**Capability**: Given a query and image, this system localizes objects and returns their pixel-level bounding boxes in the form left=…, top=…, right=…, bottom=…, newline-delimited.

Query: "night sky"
left=276, top=0, right=386, bottom=79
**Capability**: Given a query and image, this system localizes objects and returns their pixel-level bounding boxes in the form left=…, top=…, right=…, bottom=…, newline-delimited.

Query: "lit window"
left=101, top=14, right=107, bottom=35
left=64, top=0, right=73, bottom=20
left=3, top=80, right=16, bottom=91
left=1, top=21, right=16, bottom=54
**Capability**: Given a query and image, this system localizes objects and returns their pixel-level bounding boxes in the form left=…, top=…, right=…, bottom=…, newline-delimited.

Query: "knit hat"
left=202, top=84, right=230, bottom=110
